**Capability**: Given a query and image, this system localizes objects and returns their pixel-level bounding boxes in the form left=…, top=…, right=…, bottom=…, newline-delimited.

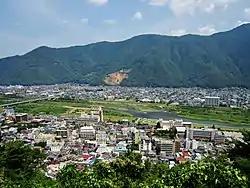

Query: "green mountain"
left=1, top=24, right=250, bottom=87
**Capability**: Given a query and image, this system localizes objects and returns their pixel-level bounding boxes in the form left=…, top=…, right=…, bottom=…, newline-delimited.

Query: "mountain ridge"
left=0, top=24, right=250, bottom=88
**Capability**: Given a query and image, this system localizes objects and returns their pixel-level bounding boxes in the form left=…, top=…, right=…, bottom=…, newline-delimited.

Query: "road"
left=0, top=96, right=59, bottom=107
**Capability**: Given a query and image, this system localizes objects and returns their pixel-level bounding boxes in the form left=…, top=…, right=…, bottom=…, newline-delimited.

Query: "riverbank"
left=11, top=98, right=250, bottom=128
left=166, top=105, right=250, bottom=126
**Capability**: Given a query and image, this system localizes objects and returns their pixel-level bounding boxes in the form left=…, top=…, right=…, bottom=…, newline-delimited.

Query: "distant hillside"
left=1, top=24, right=250, bottom=88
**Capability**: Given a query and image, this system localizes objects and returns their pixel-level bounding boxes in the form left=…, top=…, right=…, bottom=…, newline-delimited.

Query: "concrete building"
left=188, top=128, right=216, bottom=140
left=15, top=113, right=28, bottom=122
left=214, top=134, right=226, bottom=144
left=56, top=126, right=68, bottom=139
left=80, top=126, right=96, bottom=140
left=157, top=119, right=192, bottom=131
left=176, top=126, right=186, bottom=139
left=184, top=138, right=191, bottom=149
left=191, top=139, right=198, bottom=149
left=158, top=140, right=180, bottom=155
left=187, top=127, right=225, bottom=142
left=205, top=96, right=220, bottom=106
left=185, top=138, right=198, bottom=149
left=139, top=137, right=152, bottom=152
left=96, top=131, right=107, bottom=144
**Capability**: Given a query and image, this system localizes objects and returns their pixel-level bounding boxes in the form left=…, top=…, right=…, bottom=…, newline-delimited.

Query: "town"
left=1, top=84, right=250, bottom=107
left=0, top=85, right=245, bottom=179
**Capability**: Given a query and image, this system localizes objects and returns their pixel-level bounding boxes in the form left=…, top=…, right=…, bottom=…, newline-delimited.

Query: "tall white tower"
left=98, top=107, right=104, bottom=123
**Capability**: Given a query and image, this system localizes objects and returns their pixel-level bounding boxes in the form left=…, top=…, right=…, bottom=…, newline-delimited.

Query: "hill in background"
left=0, top=24, right=250, bottom=88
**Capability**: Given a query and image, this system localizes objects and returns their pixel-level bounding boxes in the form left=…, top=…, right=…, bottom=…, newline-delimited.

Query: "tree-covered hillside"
left=1, top=24, right=250, bottom=87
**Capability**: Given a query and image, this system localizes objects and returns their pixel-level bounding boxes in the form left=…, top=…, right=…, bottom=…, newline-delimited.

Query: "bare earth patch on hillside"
left=104, top=69, right=131, bottom=85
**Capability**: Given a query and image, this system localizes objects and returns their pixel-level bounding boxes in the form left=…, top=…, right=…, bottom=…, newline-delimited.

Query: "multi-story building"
left=80, top=126, right=96, bottom=140
left=15, top=113, right=28, bottom=122
left=187, top=127, right=225, bottom=142
left=187, top=128, right=216, bottom=140
left=139, top=136, right=152, bottom=152
left=191, top=139, right=198, bottom=149
left=56, top=126, right=68, bottom=139
left=184, top=138, right=198, bottom=150
left=157, top=119, right=192, bottom=131
left=96, top=131, right=107, bottom=144
left=158, top=139, right=181, bottom=155
left=205, top=96, right=220, bottom=106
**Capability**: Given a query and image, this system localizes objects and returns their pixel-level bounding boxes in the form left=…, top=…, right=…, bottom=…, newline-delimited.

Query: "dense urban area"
left=1, top=84, right=250, bottom=106
left=0, top=84, right=250, bottom=187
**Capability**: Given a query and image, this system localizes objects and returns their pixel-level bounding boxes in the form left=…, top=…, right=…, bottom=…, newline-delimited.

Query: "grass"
left=103, top=109, right=134, bottom=122
left=166, top=106, right=250, bottom=126
left=14, top=102, right=68, bottom=116
left=0, top=94, right=23, bottom=105
left=7, top=98, right=250, bottom=128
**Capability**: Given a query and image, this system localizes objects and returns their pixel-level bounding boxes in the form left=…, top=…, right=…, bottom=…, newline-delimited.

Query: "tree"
left=34, top=141, right=47, bottom=148
left=0, top=141, right=248, bottom=188
left=169, top=126, right=177, bottom=139
left=0, top=141, right=46, bottom=180
left=156, top=122, right=161, bottom=129
left=157, top=160, right=247, bottom=188
left=228, top=129, right=250, bottom=185
left=155, top=145, right=161, bottom=155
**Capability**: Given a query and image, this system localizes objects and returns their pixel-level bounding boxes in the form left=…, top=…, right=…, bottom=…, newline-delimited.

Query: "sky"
left=1, top=0, right=250, bottom=58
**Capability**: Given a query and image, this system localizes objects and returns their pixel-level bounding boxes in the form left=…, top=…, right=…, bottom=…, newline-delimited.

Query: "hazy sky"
left=1, top=0, right=250, bottom=57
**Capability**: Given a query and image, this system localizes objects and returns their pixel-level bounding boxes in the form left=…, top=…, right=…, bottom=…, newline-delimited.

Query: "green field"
left=0, top=94, right=23, bottom=105
left=167, top=105, right=250, bottom=126
left=7, top=98, right=250, bottom=128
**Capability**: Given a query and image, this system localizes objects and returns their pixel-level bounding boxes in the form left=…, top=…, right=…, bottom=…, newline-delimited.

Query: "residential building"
left=139, top=137, right=152, bottom=152
left=205, top=96, right=220, bottom=106
left=96, top=131, right=107, bottom=144
left=80, top=126, right=96, bottom=140
left=158, top=139, right=180, bottom=155
left=176, top=126, right=186, bottom=139
left=187, top=127, right=225, bottom=142
left=15, top=113, right=28, bottom=122
left=56, top=126, right=68, bottom=139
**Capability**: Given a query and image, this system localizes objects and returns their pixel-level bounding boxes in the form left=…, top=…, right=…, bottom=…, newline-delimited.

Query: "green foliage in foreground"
left=0, top=141, right=248, bottom=188
left=229, top=129, right=250, bottom=186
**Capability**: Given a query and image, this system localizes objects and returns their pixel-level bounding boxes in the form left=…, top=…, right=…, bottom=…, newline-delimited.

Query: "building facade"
left=80, top=126, right=96, bottom=140
left=205, top=96, right=220, bottom=106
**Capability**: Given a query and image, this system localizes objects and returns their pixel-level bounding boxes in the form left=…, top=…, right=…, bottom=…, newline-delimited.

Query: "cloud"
left=169, top=29, right=187, bottom=36
left=149, top=0, right=168, bottom=6
left=103, top=19, right=116, bottom=25
left=80, top=18, right=89, bottom=24
left=87, top=0, right=108, bottom=6
left=236, top=20, right=250, bottom=27
left=169, top=0, right=238, bottom=16
left=198, top=25, right=216, bottom=35
left=244, top=8, right=250, bottom=18
left=133, top=12, right=143, bottom=20
left=204, top=4, right=215, bottom=13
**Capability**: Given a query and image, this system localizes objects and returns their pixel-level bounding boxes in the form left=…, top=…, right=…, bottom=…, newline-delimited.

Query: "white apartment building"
left=205, top=96, right=220, bottom=106
left=80, top=126, right=96, bottom=140
left=157, top=119, right=192, bottom=131
left=139, top=137, right=152, bottom=152
left=96, top=131, right=107, bottom=144
left=188, top=128, right=216, bottom=140
left=187, top=127, right=225, bottom=142
left=184, top=138, right=198, bottom=150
